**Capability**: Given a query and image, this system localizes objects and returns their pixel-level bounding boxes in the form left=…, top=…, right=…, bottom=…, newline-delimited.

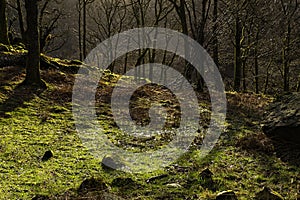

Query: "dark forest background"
left=2, top=0, right=300, bottom=94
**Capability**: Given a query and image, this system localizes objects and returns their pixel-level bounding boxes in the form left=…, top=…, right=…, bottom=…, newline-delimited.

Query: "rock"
left=216, top=190, right=238, bottom=200
left=32, top=195, right=50, bottom=200
left=100, top=193, right=126, bottom=200
left=101, top=156, right=125, bottom=170
left=199, top=168, right=216, bottom=191
left=255, top=187, right=284, bottom=200
left=166, top=183, right=182, bottom=188
left=111, top=177, right=140, bottom=189
left=146, top=174, right=168, bottom=183
left=0, top=44, right=9, bottom=52
left=70, top=59, right=83, bottom=65
left=262, top=92, right=300, bottom=144
left=41, top=150, right=53, bottom=161
left=0, top=51, right=26, bottom=68
left=0, top=51, right=81, bottom=73
left=78, top=177, right=108, bottom=193
left=200, top=168, right=213, bottom=179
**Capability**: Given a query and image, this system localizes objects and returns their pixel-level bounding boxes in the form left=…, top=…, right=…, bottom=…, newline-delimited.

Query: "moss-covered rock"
left=111, top=177, right=140, bottom=189
left=255, top=187, right=284, bottom=200
left=216, top=190, right=238, bottom=200
left=0, top=50, right=84, bottom=74
left=78, top=177, right=108, bottom=193
left=199, top=168, right=216, bottom=191
left=32, top=194, right=50, bottom=200
left=262, top=92, right=300, bottom=143
left=0, top=43, right=10, bottom=52
left=101, top=156, right=126, bottom=170
left=41, top=150, right=53, bottom=161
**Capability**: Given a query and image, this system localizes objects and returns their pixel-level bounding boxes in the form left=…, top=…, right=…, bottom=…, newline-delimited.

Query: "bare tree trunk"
left=253, top=30, right=259, bottom=94
left=212, top=0, right=219, bottom=68
left=23, top=0, right=45, bottom=88
left=83, top=0, right=87, bottom=59
left=124, top=53, right=128, bottom=74
left=283, top=23, right=291, bottom=92
left=264, top=60, right=272, bottom=94
left=16, top=0, right=25, bottom=40
left=242, top=58, right=247, bottom=91
left=254, top=50, right=259, bottom=94
left=78, top=0, right=83, bottom=61
left=233, top=16, right=242, bottom=92
left=194, top=0, right=210, bottom=91
left=0, top=0, right=9, bottom=44
left=198, top=0, right=209, bottom=45
left=169, top=0, right=192, bottom=86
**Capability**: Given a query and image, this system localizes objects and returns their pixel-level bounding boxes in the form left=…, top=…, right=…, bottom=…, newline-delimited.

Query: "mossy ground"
left=0, top=66, right=299, bottom=199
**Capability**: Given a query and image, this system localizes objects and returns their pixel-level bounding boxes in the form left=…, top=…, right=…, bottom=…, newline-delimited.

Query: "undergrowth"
left=0, top=66, right=299, bottom=199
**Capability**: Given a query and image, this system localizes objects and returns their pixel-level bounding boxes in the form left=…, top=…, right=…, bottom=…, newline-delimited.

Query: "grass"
left=0, top=66, right=299, bottom=199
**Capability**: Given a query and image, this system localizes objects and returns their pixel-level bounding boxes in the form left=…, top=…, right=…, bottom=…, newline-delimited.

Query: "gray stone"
left=199, top=168, right=216, bottom=191
left=262, top=92, right=300, bottom=144
left=101, top=156, right=125, bottom=170
left=41, top=150, right=53, bottom=161
left=32, top=195, right=50, bottom=200
left=216, top=190, right=238, bottom=200
left=78, top=177, right=108, bottom=193
left=255, top=187, right=284, bottom=200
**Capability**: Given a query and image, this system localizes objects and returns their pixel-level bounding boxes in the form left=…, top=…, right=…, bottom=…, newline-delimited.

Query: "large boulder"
left=262, top=92, right=300, bottom=144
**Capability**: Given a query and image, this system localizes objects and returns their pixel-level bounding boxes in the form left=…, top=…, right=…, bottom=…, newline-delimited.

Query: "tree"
left=22, top=0, right=46, bottom=88
left=168, top=0, right=198, bottom=89
left=7, top=0, right=65, bottom=52
left=77, top=0, right=83, bottom=61
left=219, top=0, right=248, bottom=92
left=279, top=0, right=298, bottom=92
left=16, top=0, right=25, bottom=40
left=39, top=0, right=64, bottom=53
left=77, top=0, right=94, bottom=60
left=0, top=0, right=9, bottom=44
left=233, top=14, right=242, bottom=92
left=186, top=0, right=212, bottom=91
left=89, top=0, right=127, bottom=71
left=212, top=0, right=219, bottom=67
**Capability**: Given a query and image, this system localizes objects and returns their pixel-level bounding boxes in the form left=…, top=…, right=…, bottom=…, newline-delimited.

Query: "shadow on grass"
left=226, top=93, right=300, bottom=167
left=272, top=140, right=300, bottom=167
left=0, top=66, right=25, bottom=85
left=0, top=83, right=45, bottom=118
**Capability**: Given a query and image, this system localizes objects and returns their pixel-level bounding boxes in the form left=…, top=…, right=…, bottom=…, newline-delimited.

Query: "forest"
left=0, top=0, right=299, bottom=199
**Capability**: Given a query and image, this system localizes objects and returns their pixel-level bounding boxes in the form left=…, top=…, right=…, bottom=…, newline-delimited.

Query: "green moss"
left=0, top=43, right=10, bottom=51
left=0, top=71, right=298, bottom=200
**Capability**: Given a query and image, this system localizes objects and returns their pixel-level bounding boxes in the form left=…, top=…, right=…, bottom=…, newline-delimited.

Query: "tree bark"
left=0, top=0, right=9, bottom=44
left=83, top=0, right=87, bottom=59
left=169, top=0, right=204, bottom=91
left=242, top=57, right=247, bottom=91
left=254, top=30, right=260, bottom=94
left=283, top=23, right=291, bottom=92
left=212, top=0, right=219, bottom=68
left=16, top=0, right=25, bottom=40
left=78, top=0, right=83, bottom=61
left=233, top=16, right=242, bottom=92
left=23, top=0, right=45, bottom=88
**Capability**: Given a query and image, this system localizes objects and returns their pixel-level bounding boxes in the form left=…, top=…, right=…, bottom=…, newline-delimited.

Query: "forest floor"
left=0, top=65, right=299, bottom=199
